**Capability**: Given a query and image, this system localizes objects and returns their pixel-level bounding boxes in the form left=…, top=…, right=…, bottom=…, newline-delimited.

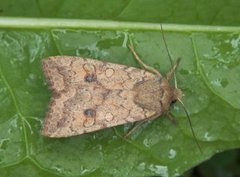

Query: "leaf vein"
left=0, top=65, right=30, bottom=157
left=190, top=35, right=238, bottom=110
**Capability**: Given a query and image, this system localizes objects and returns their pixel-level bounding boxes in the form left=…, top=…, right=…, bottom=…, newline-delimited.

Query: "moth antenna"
left=160, top=24, right=178, bottom=88
left=166, top=58, right=181, bottom=81
left=177, top=98, right=203, bottom=154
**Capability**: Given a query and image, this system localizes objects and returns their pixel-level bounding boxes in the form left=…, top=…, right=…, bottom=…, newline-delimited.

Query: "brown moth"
left=41, top=46, right=183, bottom=138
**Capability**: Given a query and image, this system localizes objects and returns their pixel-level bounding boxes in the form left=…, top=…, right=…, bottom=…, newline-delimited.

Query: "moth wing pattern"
left=42, top=56, right=165, bottom=137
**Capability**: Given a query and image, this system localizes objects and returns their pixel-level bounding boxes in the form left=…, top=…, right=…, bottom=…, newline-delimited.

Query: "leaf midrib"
left=0, top=17, right=239, bottom=32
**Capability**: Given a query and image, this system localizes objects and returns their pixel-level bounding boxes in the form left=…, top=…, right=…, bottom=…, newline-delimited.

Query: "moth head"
left=171, top=87, right=183, bottom=105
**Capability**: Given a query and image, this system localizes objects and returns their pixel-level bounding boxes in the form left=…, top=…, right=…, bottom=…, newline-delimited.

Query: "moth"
left=41, top=45, right=183, bottom=138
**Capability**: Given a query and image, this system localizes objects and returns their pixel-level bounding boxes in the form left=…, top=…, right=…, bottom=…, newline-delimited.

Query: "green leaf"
left=0, top=0, right=240, bottom=25
left=0, top=1, right=239, bottom=177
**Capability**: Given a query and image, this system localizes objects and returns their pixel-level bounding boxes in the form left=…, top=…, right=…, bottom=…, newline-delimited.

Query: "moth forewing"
left=41, top=56, right=175, bottom=137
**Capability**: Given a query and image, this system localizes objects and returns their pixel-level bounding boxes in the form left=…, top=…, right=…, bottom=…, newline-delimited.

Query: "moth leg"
left=124, top=120, right=147, bottom=138
left=128, top=45, right=162, bottom=77
left=166, top=58, right=181, bottom=81
left=124, top=114, right=160, bottom=138
left=166, top=112, right=177, bottom=126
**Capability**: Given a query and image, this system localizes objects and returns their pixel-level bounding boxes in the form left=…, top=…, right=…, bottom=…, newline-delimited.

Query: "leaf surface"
left=0, top=1, right=240, bottom=177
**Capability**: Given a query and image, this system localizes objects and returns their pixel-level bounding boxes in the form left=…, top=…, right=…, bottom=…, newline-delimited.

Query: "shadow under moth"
left=41, top=45, right=185, bottom=138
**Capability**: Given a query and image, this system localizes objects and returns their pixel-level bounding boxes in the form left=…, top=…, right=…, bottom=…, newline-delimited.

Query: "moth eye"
left=84, top=73, right=97, bottom=82
left=84, top=109, right=96, bottom=118
left=171, top=100, right=177, bottom=105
